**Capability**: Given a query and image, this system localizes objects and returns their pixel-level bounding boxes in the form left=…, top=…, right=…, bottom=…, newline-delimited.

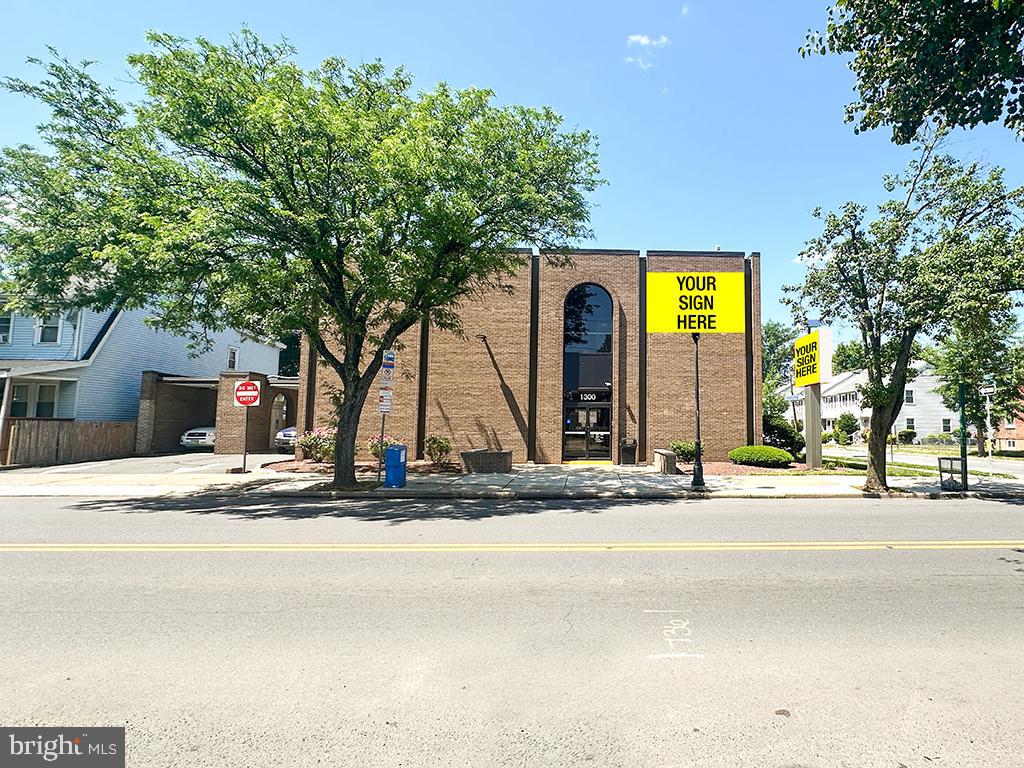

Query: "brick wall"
left=426, top=262, right=533, bottom=462
left=646, top=252, right=757, bottom=462
left=535, top=250, right=641, bottom=464
left=214, top=372, right=274, bottom=454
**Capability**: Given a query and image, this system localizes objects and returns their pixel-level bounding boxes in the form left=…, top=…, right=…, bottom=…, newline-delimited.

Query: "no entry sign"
left=233, top=379, right=261, bottom=407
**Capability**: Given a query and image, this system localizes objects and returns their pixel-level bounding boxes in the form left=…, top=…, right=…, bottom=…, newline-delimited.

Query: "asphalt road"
left=2, top=495, right=1023, bottom=767
left=826, top=445, right=1024, bottom=478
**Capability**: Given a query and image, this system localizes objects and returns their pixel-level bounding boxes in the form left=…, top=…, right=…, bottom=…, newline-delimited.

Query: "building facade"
left=296, top=249, right=763, bottom=464
left=779, top=365, right=962, bottom=439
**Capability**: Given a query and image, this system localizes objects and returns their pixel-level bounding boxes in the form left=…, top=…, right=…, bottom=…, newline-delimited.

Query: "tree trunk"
left=332, top=380, right=372, bottom=489
left=865, top=408, right=890, bottom=492
left=975, top=419, right=987, bottom=455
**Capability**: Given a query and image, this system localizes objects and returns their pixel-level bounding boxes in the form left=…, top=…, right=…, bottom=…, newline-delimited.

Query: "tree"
left=835, top=411, right=859, bottom=439
left=832, top=340, right=867, bottom=374
left=0, top=30, right=602, bottom=487
left=785, top=133, right=1024, bottom=490
left=803, top=0, right=1024, bottom=143
left=923, top=312, right=1024, bottom=451
left=762, top=320, right=798, bottom=383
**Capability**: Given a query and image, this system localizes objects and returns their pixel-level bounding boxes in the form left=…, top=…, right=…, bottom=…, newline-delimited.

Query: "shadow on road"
left=70, top=493, right=685, bottom=525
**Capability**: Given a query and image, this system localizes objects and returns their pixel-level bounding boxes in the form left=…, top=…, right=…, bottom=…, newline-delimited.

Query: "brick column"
left=135, top=371, right=159, bottom=454
left=215, top=372, right=274, bottom=454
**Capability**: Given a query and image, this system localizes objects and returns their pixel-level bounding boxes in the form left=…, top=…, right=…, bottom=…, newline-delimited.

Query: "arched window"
left=562, top=284, right=613, bottom=460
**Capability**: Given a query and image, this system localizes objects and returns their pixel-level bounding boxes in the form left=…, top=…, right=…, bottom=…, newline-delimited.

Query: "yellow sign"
left=793, top=327, right=832, bottom=387
left=646, top=272, right=746, bottom=333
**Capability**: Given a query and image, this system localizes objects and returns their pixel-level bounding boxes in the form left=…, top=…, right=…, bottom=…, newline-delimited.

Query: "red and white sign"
left=233, top=379, right=261, bottom=407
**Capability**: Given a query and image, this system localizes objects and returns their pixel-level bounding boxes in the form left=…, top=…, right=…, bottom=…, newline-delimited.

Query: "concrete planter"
left=460, top=449, right=513, bottom=473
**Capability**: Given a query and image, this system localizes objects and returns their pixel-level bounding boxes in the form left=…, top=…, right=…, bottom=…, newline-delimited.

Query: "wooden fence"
left=7, top=419, right=137, bottom=466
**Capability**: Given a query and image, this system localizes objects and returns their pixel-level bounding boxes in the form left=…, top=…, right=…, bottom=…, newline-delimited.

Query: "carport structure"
left=136, top=370, right=298, bottom=455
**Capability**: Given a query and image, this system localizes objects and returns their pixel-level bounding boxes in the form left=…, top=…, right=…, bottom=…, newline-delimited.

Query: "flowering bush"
left=297, top=427, right=336, bottom=463
left=367, top=433, right=402, bottom=459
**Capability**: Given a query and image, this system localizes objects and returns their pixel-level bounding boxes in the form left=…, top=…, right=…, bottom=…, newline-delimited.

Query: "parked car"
left=180, top=425, right=216, bottom=449
left=275, top=426, right=297, bottom=452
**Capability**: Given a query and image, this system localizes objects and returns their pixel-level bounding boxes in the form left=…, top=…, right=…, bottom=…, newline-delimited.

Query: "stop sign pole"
left=233, top=380, right=262, bottom=472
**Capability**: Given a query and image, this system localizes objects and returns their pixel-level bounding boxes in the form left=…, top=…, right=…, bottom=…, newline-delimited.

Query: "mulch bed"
left=264, top=458, right=462, bottom=475
left=677, top=461, right=811, bottom=476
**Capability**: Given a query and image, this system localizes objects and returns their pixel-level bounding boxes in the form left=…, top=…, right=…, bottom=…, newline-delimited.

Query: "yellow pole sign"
left=793, top=327, right=832, bottom=387
left=646, top=272, right=746, bottom=333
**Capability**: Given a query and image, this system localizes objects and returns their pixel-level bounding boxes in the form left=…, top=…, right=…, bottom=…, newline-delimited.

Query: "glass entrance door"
left=562, top=405, right=612, bottom=460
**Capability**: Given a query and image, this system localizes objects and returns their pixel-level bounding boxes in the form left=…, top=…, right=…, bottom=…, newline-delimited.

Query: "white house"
left=778, top=365, right=962, bottom=440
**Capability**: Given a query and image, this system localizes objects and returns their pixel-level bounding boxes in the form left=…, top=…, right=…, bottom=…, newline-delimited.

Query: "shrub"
left=728, top=445, right=794, bottom=468
left=832, top=427, right=851, bottom=446
left=297, top=427, right=336, bottom=463
left=897, top=429, right=917, bottom=444
left=835, top=412, right=859, bottom=438
left=669, top=440, right=703, bottom=463
left=862, top=428, right=871, bottom=443
left=821, top=431, right=834, bottom=444
left=763, top=416, right=805, bottom=455
left=367, top=433, right=402, bottom=459
left=424, top=434, right=453, bottom=466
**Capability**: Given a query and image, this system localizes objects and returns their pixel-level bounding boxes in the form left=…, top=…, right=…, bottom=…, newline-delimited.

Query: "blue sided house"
left=0, top=304, right=281, bottom=464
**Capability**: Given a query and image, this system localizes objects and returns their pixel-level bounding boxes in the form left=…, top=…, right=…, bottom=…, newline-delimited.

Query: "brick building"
left=295, top=249, right=763, bottom=464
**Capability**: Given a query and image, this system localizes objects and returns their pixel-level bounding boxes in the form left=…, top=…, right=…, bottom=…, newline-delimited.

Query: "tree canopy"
left=785, top=132, right=1024, bottom=489
left=0, top=30, right=602, bottom=486
left=804, top=0, right=1024, bottom=143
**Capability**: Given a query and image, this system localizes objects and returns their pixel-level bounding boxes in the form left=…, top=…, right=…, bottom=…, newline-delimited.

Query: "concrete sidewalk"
left=248, top=464, right=1024, bottom=500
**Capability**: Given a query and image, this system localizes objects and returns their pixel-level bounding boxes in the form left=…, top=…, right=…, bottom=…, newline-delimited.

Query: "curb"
left=245, top=487, right=1024, bottom=501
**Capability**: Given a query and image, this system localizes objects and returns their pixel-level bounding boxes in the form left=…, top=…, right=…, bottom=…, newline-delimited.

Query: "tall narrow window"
left=906, top=417, right=915, bottom=431
left=35, top=384, right=57, bottom=418
left=562, top=284, right=613, bottom=461
left=0, top=312, right=11, bottom=344
left=942, top=418, right=951, bottom=433
left=904, top=389, right=914, bottom=404
left=10, top=384, right=29, bottom=417
left=227, top=346, right=239, bottom=371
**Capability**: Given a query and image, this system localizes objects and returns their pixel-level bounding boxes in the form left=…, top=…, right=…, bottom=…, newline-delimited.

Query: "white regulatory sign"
left=380, top=367, right=395, bottom=388
left=377, top=389, right=393, bottom=414
left=979, top=385, right=996, bottom=396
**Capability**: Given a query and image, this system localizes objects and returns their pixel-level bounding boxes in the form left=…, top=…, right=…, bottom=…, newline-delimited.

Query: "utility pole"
left=958, top=383, right=968, bottom=490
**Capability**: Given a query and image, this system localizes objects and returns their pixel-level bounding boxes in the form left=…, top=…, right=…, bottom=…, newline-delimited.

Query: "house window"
left=34, top=384, right=57, bottom=418
left=1009, top=440, right=1017, bottom=449
left=1005, top=418, right=1016, bottom=430
left=904, top=389, right=914, bottom=404
left=906, top=418, right=915, bottom=431
left=942, top=418, right=951, bottom=433
left=10, top=384, right=30, bottom=417
left=0, top=312, right=11, bottom=344
left=227, top=346, right=239, bottom=371
left=35, top=314, right=60, bottom=344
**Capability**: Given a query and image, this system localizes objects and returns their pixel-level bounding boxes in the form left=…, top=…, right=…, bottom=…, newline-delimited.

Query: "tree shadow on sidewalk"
left=69, top=493, right=686, bottom=525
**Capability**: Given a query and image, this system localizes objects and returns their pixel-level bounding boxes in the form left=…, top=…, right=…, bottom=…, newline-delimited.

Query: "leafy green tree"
left=785, top=133, right=1024, bottom=490
left=803, top=0, right=1024, bottom=143
left=0, top=30, right=601, bottom=487
left=762, top=319, right=798, bottom=383
left=923, top=312, right=1024, bottom=451
left=835, top=411, right=859, bottom=439
left=832, top=340, right=867, bottom=374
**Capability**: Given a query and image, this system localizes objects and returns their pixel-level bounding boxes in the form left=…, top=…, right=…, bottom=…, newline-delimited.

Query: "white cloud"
left=627, top=34, right=670, bottom=48
left=624, top=55, right=653, bottom=71
left=680, top=4, right=689, bottom=15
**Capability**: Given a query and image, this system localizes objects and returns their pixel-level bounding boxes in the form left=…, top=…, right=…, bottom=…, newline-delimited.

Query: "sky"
left=1, top=0, right=1022, bottom=330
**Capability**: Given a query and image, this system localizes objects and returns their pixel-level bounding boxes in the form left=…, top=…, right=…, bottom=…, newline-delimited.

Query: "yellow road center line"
left=0, top=540, right=1021, bottom=553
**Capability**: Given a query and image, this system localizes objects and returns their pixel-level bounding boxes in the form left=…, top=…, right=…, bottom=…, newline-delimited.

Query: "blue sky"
left=2, top=0, right=1022, bottom=328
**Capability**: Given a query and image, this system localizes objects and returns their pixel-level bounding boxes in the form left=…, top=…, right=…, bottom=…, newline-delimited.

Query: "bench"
left=653, top=448, right=678, bottom=475
left=460, top=449, right=513, bottom=474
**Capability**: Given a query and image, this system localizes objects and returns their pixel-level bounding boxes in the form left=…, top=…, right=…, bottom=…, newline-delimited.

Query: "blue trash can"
left=383, top=444, right=408, bottom=488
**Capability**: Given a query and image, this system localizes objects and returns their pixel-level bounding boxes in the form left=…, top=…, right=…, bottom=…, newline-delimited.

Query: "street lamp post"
left=691, top=332, right=705, bottom=490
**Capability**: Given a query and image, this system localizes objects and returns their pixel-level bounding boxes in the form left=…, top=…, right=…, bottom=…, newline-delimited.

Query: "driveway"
left=0, top=452, right=284, bottom=497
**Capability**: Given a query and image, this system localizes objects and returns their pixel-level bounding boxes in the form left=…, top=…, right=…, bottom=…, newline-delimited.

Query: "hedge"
left=728, top=445, right=794, bottom=468
left=669, top=440, right=702, bottom=463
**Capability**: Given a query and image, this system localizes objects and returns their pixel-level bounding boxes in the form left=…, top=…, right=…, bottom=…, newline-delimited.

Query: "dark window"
left=563, top=284, right=613, bottom=460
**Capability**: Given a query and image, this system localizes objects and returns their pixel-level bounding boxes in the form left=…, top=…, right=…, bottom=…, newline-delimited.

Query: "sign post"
left=232, top=379, right=261, bottom=473
left=959, top=383, right=969, bottom=489
left=792, top=326, right=832, bottom=469
left=645, top=272, right=746, bottom=488
left=376, top=350, right=396, bottom=485
left=980, top=381, right=996, bottom=471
